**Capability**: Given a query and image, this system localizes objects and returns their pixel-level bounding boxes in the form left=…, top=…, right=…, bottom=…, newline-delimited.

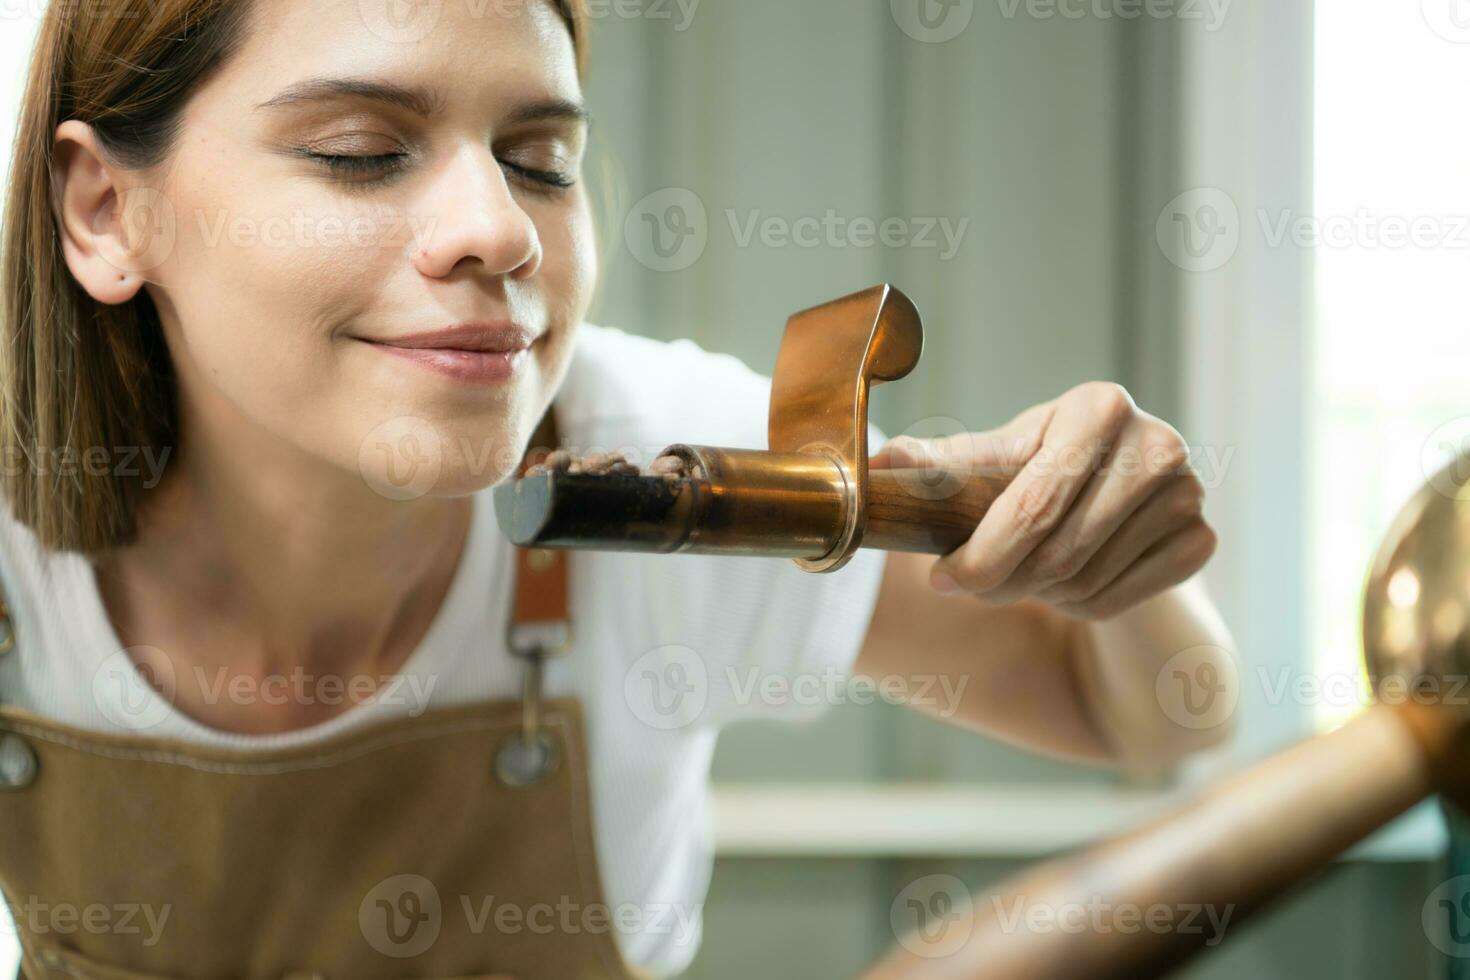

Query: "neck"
left=96, top=407, right=474, bottom=686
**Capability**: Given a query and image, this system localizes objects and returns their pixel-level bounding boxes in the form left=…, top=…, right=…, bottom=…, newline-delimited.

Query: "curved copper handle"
left=769, top=284, right=924, bottom=572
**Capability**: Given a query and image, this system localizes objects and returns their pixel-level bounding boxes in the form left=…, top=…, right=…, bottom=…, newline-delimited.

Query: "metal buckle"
left=494, top=646, right=560, bottom=787
left=507, top=620, right=570, bottom=660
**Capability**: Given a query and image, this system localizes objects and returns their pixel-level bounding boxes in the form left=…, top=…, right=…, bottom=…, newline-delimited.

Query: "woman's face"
left=121, top=0, right=595, bottom=499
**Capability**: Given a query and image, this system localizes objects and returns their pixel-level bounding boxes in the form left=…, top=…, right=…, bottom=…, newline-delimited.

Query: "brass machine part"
left=861, top=448, right=1470, bottom=980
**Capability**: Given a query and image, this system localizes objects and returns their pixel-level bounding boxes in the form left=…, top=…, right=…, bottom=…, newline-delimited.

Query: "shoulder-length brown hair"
left=1, top=0, right=588, bottom=556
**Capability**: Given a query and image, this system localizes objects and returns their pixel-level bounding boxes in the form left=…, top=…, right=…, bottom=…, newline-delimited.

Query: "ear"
left=51, top=120, right=174, bottom=306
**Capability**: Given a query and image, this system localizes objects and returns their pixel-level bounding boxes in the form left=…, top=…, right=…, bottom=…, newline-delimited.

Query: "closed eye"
left=301, top=151, right=576, bottom=193
left=501, top=160, right=577, bottom=191
left=307, top=152, right=409, bottom=178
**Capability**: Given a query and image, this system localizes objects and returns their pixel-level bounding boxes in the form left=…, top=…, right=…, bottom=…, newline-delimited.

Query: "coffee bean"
left=647, top=454, right=690, bottom=480
left=525, top=450, right=647, bottom=478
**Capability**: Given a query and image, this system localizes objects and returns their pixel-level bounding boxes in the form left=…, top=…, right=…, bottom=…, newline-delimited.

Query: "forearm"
left=1070, top=575, right=1239, bottom=768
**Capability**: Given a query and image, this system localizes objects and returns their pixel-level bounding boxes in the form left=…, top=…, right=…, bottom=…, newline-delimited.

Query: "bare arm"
left=854, top=383, right=1238, bottom=767
left=857, top=555, right=1236, bottom=766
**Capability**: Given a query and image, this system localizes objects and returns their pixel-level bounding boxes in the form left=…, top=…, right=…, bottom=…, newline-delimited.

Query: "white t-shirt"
left=0, top=322, right=890, bottom=978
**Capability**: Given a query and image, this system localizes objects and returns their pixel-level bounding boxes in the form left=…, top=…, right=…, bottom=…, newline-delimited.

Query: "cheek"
left=152, top=165, right=409, bottom=456
left=534, top=193, right=599, bottom=325
left=164, top=152, right=400, bottom=354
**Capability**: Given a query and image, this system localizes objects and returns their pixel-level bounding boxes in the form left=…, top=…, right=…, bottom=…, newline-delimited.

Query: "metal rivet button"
left=494, top=732, right=558, bottom=787
left=0, top=734, right=38, bottom=789
left=527, top=548, right=556, bottom=573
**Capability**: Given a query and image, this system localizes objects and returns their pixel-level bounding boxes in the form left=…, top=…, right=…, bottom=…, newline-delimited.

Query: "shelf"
left=710, top=784, right=1447, bottom=862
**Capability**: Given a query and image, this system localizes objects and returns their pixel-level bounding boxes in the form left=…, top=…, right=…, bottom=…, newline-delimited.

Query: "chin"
left=351, top=408, right=530, bottom=503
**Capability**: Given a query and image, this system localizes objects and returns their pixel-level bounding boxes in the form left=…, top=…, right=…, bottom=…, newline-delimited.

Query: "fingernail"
left=931, top=571, right=963, bottom=596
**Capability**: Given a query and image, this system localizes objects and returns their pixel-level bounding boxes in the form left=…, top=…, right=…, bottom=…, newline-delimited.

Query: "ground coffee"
left=525, top=450, right=694, bottom=481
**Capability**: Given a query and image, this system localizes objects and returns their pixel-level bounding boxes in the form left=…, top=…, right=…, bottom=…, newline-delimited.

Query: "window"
left=1309, top=1, right=1470, bottom=730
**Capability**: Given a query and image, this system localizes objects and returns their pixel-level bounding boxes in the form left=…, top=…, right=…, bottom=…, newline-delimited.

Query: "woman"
left=0, top=0, right=1236, bottom=977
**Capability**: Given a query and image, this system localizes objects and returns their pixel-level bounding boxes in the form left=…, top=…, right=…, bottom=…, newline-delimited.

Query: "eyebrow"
left=254, top=76, right=590, bottom=127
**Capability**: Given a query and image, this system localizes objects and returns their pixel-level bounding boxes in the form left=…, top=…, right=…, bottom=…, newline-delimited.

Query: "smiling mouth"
left=371, top=322, right=537, bottom=352
left=357, top=325, right=539, bottom=385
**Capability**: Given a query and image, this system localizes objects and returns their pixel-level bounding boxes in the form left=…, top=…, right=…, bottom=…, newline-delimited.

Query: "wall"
left=579, top=1, right=1441, bottom=978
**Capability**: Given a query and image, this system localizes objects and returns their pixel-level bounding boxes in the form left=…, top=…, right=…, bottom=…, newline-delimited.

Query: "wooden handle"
left=860, top=701, right=1452, bottom=980
left=864, top=466, right=1020, bottom=555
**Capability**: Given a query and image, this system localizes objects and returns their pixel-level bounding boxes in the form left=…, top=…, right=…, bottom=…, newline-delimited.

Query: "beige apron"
left=0, top=417, right=650, bottom=980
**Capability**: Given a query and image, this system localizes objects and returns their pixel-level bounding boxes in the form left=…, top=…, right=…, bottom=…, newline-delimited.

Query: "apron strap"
left=510, top=407, right=570, bottom=641
left=497, top=405, right=572, bottom=787
left=0, top=593, right=14, bottom=657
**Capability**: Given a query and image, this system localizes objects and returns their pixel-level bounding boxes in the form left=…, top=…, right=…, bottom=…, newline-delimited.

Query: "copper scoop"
left=494, top=285, right=1018, bottom=572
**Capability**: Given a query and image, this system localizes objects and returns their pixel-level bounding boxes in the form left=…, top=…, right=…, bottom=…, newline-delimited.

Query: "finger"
left=1006, top=418, right=1191, bottom=596
left=870, top=434, right=941, bottom=471
left=1054, top=518, right=1218, bottom=621
left=936, top=384, right=1132, bottom=593
left=871, top=404, right=1049, bottom=473
left=1037, top=471, right=1204, bottom=607
left=970, top=467, right=1108, bottom=606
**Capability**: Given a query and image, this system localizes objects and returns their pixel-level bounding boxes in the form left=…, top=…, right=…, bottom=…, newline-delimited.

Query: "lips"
left=358, top=323, right=538, bottom=385
left=369, top=323, right=536, bottom=353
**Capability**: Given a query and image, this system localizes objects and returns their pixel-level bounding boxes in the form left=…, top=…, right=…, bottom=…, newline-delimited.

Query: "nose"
left=413, top=146, right=542, bottom=281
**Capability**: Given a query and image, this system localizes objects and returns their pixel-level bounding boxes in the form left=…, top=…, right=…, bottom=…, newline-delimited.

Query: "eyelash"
left=305, top=152, right=576, bottom=193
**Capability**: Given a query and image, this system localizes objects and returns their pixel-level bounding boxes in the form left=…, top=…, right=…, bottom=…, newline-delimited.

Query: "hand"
left=870, top=382, right=1217, bottom=621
